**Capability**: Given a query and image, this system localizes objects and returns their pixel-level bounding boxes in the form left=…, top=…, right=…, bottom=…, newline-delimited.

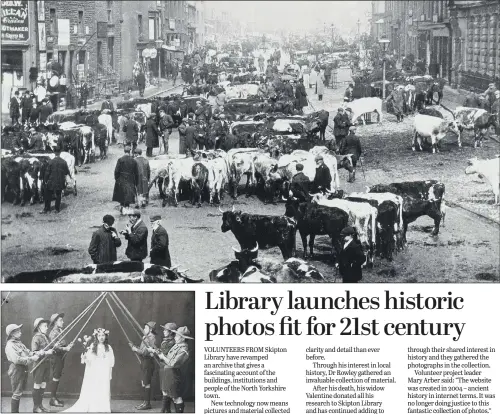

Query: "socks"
left=51, top=380, right=59, bottom=399
left=145, top=387, right=151, bottom=404
left=162, top=396, right=172, bottom=413
left=39, top=388, right=46, bottom=407
left=11, top=398, right=20, bottom=413
left=32, top=389, right=40, bottom=408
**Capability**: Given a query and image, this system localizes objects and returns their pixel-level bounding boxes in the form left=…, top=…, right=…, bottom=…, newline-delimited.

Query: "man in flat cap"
left=154, top=323, right=177, bottom=413
left=333, top=107, right=351, bottom=150
left=123, top=209, right=148, bottom=262
left=149, top=215, right=171, bottom=267
left=113, top=145, right=139, bottom=214
left=123, top=113, right=140, bottom=152
left=312, top=154, right=332, bottom=194
left=5, top=324, right=41, bottom=413
left=88, top=214, right=122, bottom=264
left=134, top=148, right=151, bottom=208
left=289, top=163, right=311, bottom=202
left=101, top=94, right=114, bottom=112
left=31, top=318, right=55, bottom=413
left=156, top=327, right=193, bottom=413
left=129, top=321, right=158, bottom=410
left=159, top=109, right=174, bottom=155
left=337, top=226, right=366, bottom=283
left=47, top=313, right=74, bottom=407
left=339, top=125, right=362, bottom=183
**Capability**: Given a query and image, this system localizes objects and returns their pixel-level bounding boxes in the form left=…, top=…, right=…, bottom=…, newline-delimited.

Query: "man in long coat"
left=317, top=71, right=326, bottom=101
left=88, top=214, right=122, bottom=264
left=123, top=209, right=148, bottom=262
left=312, top=154, right=332, bottom=194
left=149, top=215, right=171, bottom=267
left=333, top=107, right=351, bottom=150
left=9, top=91, right=20, bottom=125
left=41, top=148, right=70, bottom=214
left=283, top=80, right=294, bottom=99
left=123, top=115, right=140, bottom=152
left=184, top=119, right=197, bottom=157
left=134, top=148, right=151, bottom=208
left=337, top=226, right=365, bottom=283
left=137, top=71, right=146, bottom=97
left=113, top=146, right=139, bottom=213
left=340, top=126, right=362, bottom=182
left=295, top=79, right=308, bottom=113
left=387, top=86, right=404, bottom=122
left=145, top=114, right=159, bottom=157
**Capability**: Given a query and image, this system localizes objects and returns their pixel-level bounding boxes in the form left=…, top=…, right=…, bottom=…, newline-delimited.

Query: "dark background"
left=1, top=291, right=195, bottom=400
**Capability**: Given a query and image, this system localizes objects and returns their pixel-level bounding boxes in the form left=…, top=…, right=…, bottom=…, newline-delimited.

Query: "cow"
left=98, top=112, right=114, bottom=145
left=310, top=146, right=354, bottom=174
left=465, top=157, right=500, bottom=205
left=368, top=180, right=446, bottom=241
left=425, top=79, right=446, bottom=105
left=164, top=157, right=195, bottom=207
left=344, top=97, right=383, bottom=125
left=252, top=153, right=280, bottom=203
left=453, top=107, right=499, bottom=148
left=14, top=156, right=41, bottom=205
left=1, top=158, right=21, bottom=204
left=227, top=148, right=262, bottom=198
left=284, top=197, right=349, bottom=260
left=311, top=196, right=378, bottom=267
left=413, top=114, right=460, bottom=153
left=204, top=153, right=230, bottom=205
left=28, top=152, right=77, bottom=197
left=346, top=192, right=404, bottom=260
left=418, top=107, right=443, bottom=119
left=220, top=206, right=297, bottom=260
left=191, top=162, right=209, bottom=207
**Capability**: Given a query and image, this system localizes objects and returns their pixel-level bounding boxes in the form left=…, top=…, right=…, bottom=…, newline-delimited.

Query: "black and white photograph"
left=1, top=0, right=499, bottom=283
left=1, top=291, right=195, bottom=413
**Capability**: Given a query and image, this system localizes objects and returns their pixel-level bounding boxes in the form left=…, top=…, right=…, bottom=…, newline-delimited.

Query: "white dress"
left=63, top=345, right=115, bottom=413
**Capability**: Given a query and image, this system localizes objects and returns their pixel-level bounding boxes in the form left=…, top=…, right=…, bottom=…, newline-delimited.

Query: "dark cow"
left=1, top=158, right=21, bottom=204
left=453, top=107, right=499, bottom=148
left=418, top=107, right=443, bottom=119
left=426, top=79, right=445, bottom=105
left=220, top=206, right=297, bottom=259
left=93, top=123, right=108, bottom=160
left=191, top=162, right=209, bottom=207
left=368, top=180, right=446, bottom=241
left=209, top=243, right=261, bottom=283
left=284, top=198, right=349, bottom=259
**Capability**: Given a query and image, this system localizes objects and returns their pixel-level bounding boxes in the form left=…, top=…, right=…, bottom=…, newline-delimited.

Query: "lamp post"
left=155, top=39, right=163, bottom=88
left=378, top=34, right=390, bottom=99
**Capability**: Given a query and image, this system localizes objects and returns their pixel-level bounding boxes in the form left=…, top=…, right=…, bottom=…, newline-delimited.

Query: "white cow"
left=98, top=113, right=113, bottom=144
left=165, top=157, right=195, bottom=206
left=465, top=157, right=500, bottom=205
left=136, top=103, right=152, bottom=118
left=344, top=97, right=383, bottom=125
left=413, top=114, right=460, bottom=153
left=283, top=149, right=339, bottom=190
left=205, top=155, right=230, bottom=205
left=227, top=148, right=262, bottom=198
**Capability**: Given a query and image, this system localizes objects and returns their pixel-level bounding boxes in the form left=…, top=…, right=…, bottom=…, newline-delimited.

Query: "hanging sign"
left=1, top=0, right=30, bottom=42
left=38, top=22, right=46, bottom=50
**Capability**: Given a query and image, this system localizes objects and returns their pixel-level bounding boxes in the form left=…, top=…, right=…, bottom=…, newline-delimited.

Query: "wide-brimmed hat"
left=6, top=324, right=22, bottom=337
left=144, top=321, right=157, bottom=334
left=160, top=322, right=178, bottom=332
left=49, top=313, right=64, bottom=327
left=349, top=125, right=357, bottom=131
left=340, top=226, right=356, bottom=237
left=128, top=208, right=141, bottom=217
left=314, top=154, right=323, bottom=161
left=171, top=326, right=193, bottom=339
left=150, top=215, right=162, bottom=222
left=33, top=318, right=49, bottom=331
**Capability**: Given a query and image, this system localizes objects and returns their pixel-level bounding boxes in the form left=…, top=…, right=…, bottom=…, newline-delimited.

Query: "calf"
left=284, top=198, right=349, bottom=259
left=369, top=180, right=446, bottom=241
left=220, top=206, right=297, bottom=260
left=465, top=157, right=500, bottom=205
left=344, top=97, right=383, bottom=125
left=413, top=114, right=460, bottom=153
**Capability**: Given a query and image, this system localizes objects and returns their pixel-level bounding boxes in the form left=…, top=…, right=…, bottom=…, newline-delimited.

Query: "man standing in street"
left=101, top=94, right=114, bottom=112
left=123, top=209, right=148, bottom=262
left=123, top=114, right=140, bottom=152
left=145, top=114, right=160, bottom=157
left=337, top=226, right=366, bottom=283
left=41, top=148, right=70, bottom=214
left=113, top=145, right=139, bottom=214
left=39, top=98, right=53, bottom=124
left=149, top=215, right=171, bottom=268
left=290, top=163, right=311, bottom=202
left=184, top=119, right=197, bottom=157
left=159, top=109, right=174, bottom=155
left=79, top=81, right=89, bottom=109
left=9, top=90, right=20, bottom=125
left=47, top=313, right=74, bottom=408
left=88, top=214, right=122, bottom=264
left=312, top=154, right=332, bottom=194
left=333, top=107, right=350, bottom=150
left=340, top=126, right=362, bottom=183
left=137, top=71, right=146, bottom=97
left=318, top=109, right=329, bottom=142
left=21, top=90, right=32, bottom=126
left=134, top=148, right=151, bottom=208
left=295, top=78, right=308, bottom=114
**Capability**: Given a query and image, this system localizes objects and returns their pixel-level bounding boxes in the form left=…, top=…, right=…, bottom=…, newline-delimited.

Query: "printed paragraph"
left=407, top=346, right=496, bottom=413
left=203, top=346, right=290, bottom=414
left=305, top=346, right=395, bottom=413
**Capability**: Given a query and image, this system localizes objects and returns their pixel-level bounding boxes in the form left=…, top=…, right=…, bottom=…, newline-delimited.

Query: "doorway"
left=1, top=50, right=24, bottom=113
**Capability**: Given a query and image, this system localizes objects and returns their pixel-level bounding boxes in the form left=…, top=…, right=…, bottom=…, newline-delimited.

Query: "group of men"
left=5, top=316, right=192, bottom=413
left=88, top=210, right=171, bottom=267
left=8, top=85, right=54, bottom=127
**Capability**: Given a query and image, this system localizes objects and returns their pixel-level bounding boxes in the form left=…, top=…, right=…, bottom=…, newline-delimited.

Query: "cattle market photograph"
left=1, top=1, right=499, bottom=283
left=1, top=291, right=195, bottom=413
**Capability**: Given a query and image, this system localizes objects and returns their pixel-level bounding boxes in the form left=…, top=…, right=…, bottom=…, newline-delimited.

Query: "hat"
left=171, top=326, right=194, bottom=340
left=6, top=324, right=22, bottom=337
left=145, top=321, right=157, bottom=333
left=150, top=215, right=162, bottom=222
left=160, top=322, right=178, bottom=332
left=134, top=148, right=142, bottom=155
left=49, top=313, right=64, bottom=327
left=106, top=94, right=111, bottom=99
left=128, top=209, right=141, bottom=217
left=315, top=154, right=323, bottom=161
left=338, top=107, right=344, bottom=111
left=296, top=163, right=304, bottom=171
left=340, top=226, right=356, bottom=237
left=103, top=214, right=115, bottom=226
left=33, top=318, right=49, bottom=331
left=349, top=125, right=357, bottom=131
left=124, top=145, right=132, bottom=152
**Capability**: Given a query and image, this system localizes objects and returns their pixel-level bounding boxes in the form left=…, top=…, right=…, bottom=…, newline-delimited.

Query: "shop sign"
left=169, top=19, right=175, bottom=30
left=38, top=22, right=46, bottom=50
left=1, top=0, right=30, bottom=42
left=37, top=0, right=45, bottom=21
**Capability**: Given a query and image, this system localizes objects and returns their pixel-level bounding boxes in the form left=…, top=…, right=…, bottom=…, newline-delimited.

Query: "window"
left=138, top=15, right=143, bottom=35
left=108, top=37, right=114, bottom=69
left=149, top=17, right=155, bottom=40
left=78, top=11, right=84, bottom=34
left=97, top=41, right=103, bottom=75
left=107, top=0, right=113, bottom=23
left=49, top=8, right=57, bottom=34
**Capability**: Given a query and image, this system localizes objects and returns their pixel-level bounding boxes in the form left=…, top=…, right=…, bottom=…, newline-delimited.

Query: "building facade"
left=1, top=0, right=37, bottom=113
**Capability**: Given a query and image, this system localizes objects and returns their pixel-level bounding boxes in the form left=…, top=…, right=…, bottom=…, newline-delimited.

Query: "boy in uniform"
left=31, top=318, right=54, bottom=413
left=152, top=322, right=177, bottom=413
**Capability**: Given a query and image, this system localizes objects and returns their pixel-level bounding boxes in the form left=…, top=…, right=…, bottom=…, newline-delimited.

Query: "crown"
left=93, top=328, right=109, bottom=336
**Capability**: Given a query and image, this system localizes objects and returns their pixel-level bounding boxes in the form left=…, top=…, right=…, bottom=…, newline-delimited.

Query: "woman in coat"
left=145, top=115, right=160, bottom=157
left=133, top=148, right=151, bottom=207
left=387, top=86, right=404, bottom=122
left=295, top=79, right=308, bottom=113
left=317, top=70, right=326, bottom=101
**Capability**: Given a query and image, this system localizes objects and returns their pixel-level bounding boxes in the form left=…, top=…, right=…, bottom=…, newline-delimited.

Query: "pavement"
left=0, top=397, right=195, bottom=413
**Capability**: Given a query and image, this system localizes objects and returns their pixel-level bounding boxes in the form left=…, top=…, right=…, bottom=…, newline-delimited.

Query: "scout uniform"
left=48, top=313, right=68, bottom=407
left=31, top=317, right=52, bottom=413
left=162, top=327, right=193, bottom=413
left=5, top=324, right=37, bottom=413
left=131, top=321, right=157, bottom=410
left=159, top=323, right=178, bottom=413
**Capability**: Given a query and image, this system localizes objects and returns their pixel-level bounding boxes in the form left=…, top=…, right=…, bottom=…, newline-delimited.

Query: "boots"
left=135, top=388, right=146, bottom=410
left=138, top=387, right=152, bottom=410
left=49, top=381, right=64, bottom=407
left=174, top=402, right=185, bottom=413
left=162, top=396, right=172, bottom=413
left=39, top=390, right=49, bottom=412
left=32, top=389, right=43, bottom=413
left=11, top=398, right=20, bottom=413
